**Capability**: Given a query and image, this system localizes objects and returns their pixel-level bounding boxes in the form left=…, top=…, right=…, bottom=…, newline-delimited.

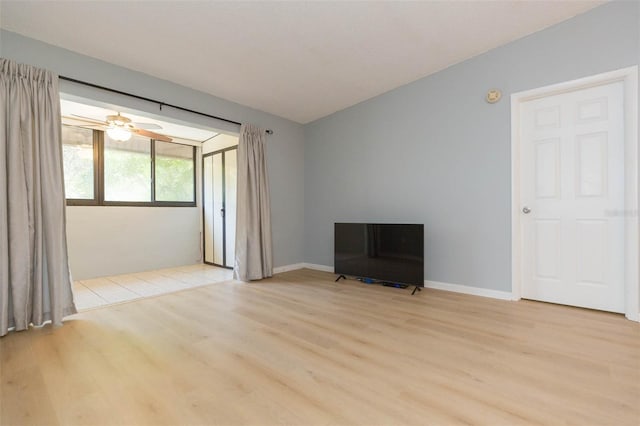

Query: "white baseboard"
left=302, top=263, right=335, bottom=273
left=625, top=311, right=640, bottom=322
left=273, top=264, right=512, bottom=302
left=424, top=280, right=513, bottom=300
left=273, top=263, right=334, bottom=274
left=273, top=263, right=306, bottom=274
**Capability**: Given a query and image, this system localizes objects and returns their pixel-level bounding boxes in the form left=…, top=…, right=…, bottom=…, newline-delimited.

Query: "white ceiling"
left=1, top=1, right=605, bottom=124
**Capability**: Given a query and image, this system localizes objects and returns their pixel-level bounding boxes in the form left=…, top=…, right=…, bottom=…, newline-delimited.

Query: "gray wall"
left=303, top=1, right=640, bottom=292
left=1, top=30, right=306, bottom=274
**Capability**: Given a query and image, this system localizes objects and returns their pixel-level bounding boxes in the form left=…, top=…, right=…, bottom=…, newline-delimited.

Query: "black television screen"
left=334, top=223, right=424, bottom=286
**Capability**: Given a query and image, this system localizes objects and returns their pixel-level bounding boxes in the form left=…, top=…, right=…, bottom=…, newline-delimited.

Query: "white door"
left=224, top=149, right=237, bottom=265
left=203, top=155, right=215, bottom=264
left=520, top=81, right=625, bottom=313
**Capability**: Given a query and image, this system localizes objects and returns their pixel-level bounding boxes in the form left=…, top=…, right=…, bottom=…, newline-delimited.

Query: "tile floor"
left=73, top=264, right=234, bottom=311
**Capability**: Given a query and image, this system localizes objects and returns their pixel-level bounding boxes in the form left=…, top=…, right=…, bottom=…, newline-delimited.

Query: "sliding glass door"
left=203, top=147, right=237, bottom=268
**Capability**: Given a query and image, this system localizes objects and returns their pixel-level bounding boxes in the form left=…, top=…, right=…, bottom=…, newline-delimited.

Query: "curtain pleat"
left=0, top=58, right=77, bottom=337
left=234, top=124, right=273, bottom=281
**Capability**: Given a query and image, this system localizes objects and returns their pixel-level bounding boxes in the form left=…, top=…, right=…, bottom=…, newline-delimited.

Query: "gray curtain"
left=234, top=124, right=273, bottom=281
left=0, top=58, right=77, bottom=337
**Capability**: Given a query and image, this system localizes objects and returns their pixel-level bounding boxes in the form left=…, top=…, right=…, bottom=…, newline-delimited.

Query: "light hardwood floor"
left=1, top=268, right=638, bottom=425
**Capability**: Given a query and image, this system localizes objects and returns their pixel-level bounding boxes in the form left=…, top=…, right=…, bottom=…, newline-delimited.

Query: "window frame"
left=64, top=127, right=197, bottom=207
left=150, top=139, right=199, bottom=206
left=64, top=127, right=101, bottom=206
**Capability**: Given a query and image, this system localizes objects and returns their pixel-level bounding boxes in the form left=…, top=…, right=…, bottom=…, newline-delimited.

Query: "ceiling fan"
left=62, top=112, right=173, bottom=142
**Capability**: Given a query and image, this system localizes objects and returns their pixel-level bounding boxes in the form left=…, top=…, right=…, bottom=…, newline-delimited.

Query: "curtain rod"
left=59, top=76, right=273, bottom=134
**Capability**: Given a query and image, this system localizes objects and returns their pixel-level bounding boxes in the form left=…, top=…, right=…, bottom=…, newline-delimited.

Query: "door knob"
left=522, top=206, right=531, bottom=214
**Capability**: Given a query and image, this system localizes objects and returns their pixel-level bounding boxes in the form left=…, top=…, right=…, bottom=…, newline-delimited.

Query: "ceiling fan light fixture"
left=106, top=126, right=132, bottom=141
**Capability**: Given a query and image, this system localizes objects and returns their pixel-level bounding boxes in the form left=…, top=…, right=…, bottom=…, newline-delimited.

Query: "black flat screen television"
left=334, top=223, right=424, bottom=286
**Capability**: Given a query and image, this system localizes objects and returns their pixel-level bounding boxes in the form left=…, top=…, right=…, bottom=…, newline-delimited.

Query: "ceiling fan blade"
left=70, top=114, right=108, bottom=125
left=132, top=128, right=173, bottom=142
left=133, top=122, right=162, bottom=130
left=62, top=115, right=108, bottom=128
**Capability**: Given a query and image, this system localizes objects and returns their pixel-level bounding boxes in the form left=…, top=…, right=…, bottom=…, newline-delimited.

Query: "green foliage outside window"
left=62, top=125, right=94, bottom=199
left=155, top=140, right=194, bottom=202
left=61, top=125, right=195, bottom=205
left=104, top=136, right=151, bottom=202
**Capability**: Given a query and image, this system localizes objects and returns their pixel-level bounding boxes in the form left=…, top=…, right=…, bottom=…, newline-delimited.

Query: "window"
left=61, top=125, right=196, bottom=206
left=155, top=141, right=195, bottom=202
left=104, top=134, right=152, bottom=202
left=62, top=125, right=97, bottom=202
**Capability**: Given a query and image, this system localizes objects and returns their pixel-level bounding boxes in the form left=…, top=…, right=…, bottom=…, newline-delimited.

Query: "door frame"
left=511, top=66, right=639, bottom=321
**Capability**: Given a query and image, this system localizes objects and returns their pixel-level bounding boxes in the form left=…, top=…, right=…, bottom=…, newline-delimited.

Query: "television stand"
left=335, top=275, right=422, bottom=295
left=382, top=282, right=408, bottom=289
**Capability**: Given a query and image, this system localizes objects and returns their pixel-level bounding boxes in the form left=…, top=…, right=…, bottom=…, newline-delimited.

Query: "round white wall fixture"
left=486, top=89, right=502, bottom=103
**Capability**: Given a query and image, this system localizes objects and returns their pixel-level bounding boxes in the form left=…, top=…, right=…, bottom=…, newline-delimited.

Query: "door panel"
left=203, top=156, right=214, bottom=264
left=576, top=220, right=606, bottom=284
left=212, top=153, right=224, bottom=265
left=224, top=149, right=237, bottom=267
left=576, top=132, right=607, bottom=197
left=534, top=138, right=560, bottom=198
left=202, top=147, right=237, bottom=269
left=520, top=81, right=625, bottom=313
left=534, top=219, right=561, bottom=279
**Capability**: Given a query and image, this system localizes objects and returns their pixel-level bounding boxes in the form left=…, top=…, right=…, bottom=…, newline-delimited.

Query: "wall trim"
left=424, top=280, right=514, bottom=301
left=273, top=262, right=335, bottom=274
left=274, top=263, right=514, bottom=301
left=302, top=263, right=335, bottom=273
left=273, top=263, right=306, bottom=274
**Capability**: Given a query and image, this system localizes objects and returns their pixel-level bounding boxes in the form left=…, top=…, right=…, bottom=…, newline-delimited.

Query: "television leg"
left=411, top=286, right=422, bottom=295
left=335, top=275, right=346, bottom=282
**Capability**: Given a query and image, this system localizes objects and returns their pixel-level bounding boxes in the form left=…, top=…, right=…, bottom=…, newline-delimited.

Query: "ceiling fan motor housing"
left=106, top=113, right=132, bottom=127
